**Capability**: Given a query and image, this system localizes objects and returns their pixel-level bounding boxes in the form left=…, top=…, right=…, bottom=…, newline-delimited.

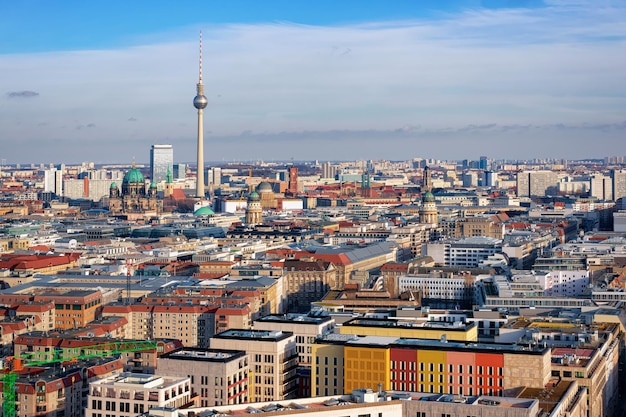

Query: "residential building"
left=85, top=373, right=193, bottom=417
left=209, top=329, right=298, bottom=402
left=0, top=357, right=124, bottom=417
left=157, top=348, right=249, bottom=407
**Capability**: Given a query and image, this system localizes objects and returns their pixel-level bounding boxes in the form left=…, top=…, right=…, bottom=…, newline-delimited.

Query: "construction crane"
left=1, top=340, right=157, bottom=417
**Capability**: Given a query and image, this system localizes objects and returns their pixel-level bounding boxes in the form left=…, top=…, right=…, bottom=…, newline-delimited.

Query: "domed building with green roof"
left=419, top=191, right=438, bottom=224
left=193, top=206, right=215, bottom=216
left=245, top=191, right=262, bottom=225
left=109, top=162, right=161, bottom=219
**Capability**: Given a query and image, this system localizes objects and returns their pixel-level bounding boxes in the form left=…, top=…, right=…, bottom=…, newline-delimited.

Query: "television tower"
left=193, top=31, right=208, bottom=198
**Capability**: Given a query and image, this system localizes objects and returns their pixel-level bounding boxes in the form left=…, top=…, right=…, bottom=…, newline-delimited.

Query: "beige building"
left=253, top=313, right=335, bottom=367
left=282, top=258, right=338, bottom=312
left=157, top=348, right=249, bottom=407
left=102, top=303, right=244, bottom=348
left=209, top=329, right=298, bottom=403
left=85, top=373, right=193, bottom=417
left=453, top=216, right=505, bottom=239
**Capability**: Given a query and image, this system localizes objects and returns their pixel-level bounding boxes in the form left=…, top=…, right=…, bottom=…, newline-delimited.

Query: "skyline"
left=1, top=0, right=626, bottom=164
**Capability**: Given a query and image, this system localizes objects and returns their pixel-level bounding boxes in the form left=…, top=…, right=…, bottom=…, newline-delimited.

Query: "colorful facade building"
left=312, top=335, right=551, bottom=398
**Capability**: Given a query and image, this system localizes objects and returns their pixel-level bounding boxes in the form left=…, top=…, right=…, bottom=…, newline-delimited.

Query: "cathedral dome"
left=122, top=167, right=145, bottom=185
left=422, top=191, right=435, bottom=203
left=248, top=191, right=260, bottom=201
left=256, top=182, right=274, bottom=193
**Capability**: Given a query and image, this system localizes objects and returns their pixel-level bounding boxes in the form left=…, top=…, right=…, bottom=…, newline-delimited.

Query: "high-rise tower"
left=150, top=144, right=173, bottom=183
left=193, top=31, right=208, bottom=198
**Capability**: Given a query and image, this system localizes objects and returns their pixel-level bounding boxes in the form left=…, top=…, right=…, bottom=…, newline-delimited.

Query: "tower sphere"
left=193, top=95, right=208, bottom=109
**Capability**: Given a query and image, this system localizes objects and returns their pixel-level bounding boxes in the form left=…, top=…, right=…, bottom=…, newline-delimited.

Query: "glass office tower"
left=150, top=144, right=174, bottom=183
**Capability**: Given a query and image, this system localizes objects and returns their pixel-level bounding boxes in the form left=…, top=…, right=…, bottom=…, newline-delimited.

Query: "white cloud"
left=0, top=2, right=625, bottom=163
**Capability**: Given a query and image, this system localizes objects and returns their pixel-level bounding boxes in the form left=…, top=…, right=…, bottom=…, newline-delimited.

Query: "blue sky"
left=1, top=0, right=625, bottom=164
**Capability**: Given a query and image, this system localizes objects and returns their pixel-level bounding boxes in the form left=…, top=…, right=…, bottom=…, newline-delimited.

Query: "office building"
left=150, top=144, right=174, bottom=183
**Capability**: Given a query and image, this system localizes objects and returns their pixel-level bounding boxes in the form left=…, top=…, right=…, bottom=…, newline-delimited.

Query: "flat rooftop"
left=168, top=390, right=537, bottom=417
left=159, top=348, right=246, bottom=362
left=344, top=317, right=474, bottom=331
left=213, top=329, right=294, bottom=342
left=255, top=312, right=332, bottom=325
left=517, top=380, right=573, bottom=414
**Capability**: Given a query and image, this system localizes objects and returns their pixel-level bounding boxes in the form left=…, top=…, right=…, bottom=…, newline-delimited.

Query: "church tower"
left=245, top=191, right=263, bottom=226
left=164, top=165, right=174, bottom=198
left=419, top=166, right=437, bottom=224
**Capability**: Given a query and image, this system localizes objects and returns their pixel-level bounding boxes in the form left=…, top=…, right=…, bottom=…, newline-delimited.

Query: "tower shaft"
left=196, top=108, right=205, bottom=197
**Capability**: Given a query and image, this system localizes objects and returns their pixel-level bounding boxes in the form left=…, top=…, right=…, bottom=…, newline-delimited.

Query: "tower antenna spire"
left=199, top=30, right=203, bottom=83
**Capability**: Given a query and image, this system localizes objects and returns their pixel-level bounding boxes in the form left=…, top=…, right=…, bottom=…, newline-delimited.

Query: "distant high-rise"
left=44, top=168, right=63, bottom=197
left=516, top=170, right=557, bottom=198
left=193, top=31, right=208, bottom=198
left=321, top=162, right=336, bottom=179
left=483, top=170, right=498, bottom=188
left=590, top=174, right=613, bottom=201
left=611, top=169, right=626, bottom=201
left=173, top=163, right=187, bottom=180
left=150, top=144, right=173, bottom=183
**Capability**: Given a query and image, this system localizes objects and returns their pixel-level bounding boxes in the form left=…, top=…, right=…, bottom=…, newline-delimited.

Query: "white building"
left=538, top=270, right=590, bottom=297
left=426, top=237, right=503, bottom=268
left=85, top=373, right=192, bottom=417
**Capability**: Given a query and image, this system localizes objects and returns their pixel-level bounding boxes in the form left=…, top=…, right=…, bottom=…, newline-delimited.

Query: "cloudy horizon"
left=1, top=0, right=625, bottom=164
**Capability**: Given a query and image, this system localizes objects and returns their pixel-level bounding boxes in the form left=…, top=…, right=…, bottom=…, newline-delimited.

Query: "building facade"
left=209, top=329, right=298, bottom=403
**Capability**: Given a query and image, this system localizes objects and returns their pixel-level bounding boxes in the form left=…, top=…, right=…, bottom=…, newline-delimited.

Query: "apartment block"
left=209, top=329, right=298, bottom=403
left=157, top=348, right=249, bottom=407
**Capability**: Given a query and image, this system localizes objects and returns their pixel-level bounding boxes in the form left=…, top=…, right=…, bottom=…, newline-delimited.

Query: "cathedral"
left=108, top=163, right=161, bottom=220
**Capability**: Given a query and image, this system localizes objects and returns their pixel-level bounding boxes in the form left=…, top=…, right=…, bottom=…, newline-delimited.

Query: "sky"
left=1, top=0, right=626, bottom=165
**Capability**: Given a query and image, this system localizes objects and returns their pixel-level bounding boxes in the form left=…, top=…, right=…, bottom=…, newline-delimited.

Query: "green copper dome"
left=422, top=191, right=435, bottom=203
left=193, top=207, right=215, bottom=216
left=150, top=181, right=157, bottom=188
left=110, top=182, right=118, bottom=188
left=248, top=191, right=260, bottom=201
left=122, top=167, right=145, bottom=185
